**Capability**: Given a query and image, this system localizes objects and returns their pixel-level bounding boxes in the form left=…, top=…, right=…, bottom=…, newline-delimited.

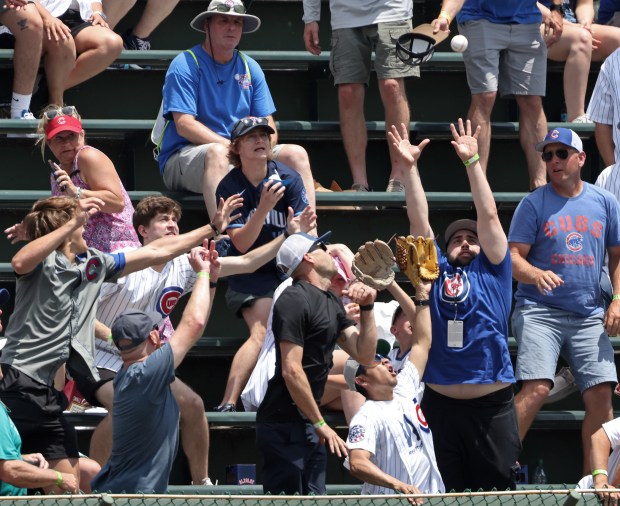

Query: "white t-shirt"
left=347, top=361, right=445, bottom=494
left=578, top=417, right=620, bottom=489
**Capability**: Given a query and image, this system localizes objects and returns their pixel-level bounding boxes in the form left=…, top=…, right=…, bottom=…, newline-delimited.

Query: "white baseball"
left=450, top=34, right=468, bottom=53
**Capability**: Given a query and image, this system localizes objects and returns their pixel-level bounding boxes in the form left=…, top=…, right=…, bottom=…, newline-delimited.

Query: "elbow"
left=106, top=196, right=125, bottom=214
left=11, top=258, right=28, bottom=276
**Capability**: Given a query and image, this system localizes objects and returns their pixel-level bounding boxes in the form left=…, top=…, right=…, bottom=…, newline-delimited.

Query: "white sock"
left=10, top=93, right=32, bottom=119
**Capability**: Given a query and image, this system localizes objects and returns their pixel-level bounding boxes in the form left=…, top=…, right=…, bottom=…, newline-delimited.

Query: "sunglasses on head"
left=44, top=106, right=77, bottom=121
left=239, top=117, right=268, bottom=127
left=542, top=148, right=571, bottom=162
left=215, top=3, right=246, bottom=14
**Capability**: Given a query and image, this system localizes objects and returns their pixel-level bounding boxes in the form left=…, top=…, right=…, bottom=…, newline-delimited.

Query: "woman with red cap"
left=39, top=105, right=139, bottom=252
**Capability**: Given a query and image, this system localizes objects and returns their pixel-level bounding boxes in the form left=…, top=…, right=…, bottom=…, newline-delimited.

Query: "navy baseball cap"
left=535, top=127, right=583, bottom=152
left=230, top=116, right=275, bottom=141
left=111, top=310, right=161, bottom=352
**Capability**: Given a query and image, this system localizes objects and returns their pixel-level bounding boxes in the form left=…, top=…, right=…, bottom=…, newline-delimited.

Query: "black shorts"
left=58, top=9, right=92, bottom=38
left=0, top=364, right=79, bottom=460
left=421, top=385, right=522, bottom=492
left=67, top=349, right=112, bottom=406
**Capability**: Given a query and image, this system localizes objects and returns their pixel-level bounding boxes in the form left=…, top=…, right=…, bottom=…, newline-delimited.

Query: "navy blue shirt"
left=216, top=160, right=308, bottom=295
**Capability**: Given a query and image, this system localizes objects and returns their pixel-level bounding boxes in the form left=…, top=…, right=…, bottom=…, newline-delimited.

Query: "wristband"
left=613, top=294, right=620, bottom=301
left=463, top=153, right=480, bottom=167
left=414, top=299, right=430, bottom=306
left=313, top=419, right=326, bottom=429
left=438, top=10, right=452, bottom=25
left=359, top=303, right=374, bottom=311
left=107, top=332, right=113, bottom=343
left=593, top=469, right=609, bottom=477
left=55, top=470, right=63, bottom=487
left=197, top=271, right=210, bottom=279
left=209, top=281, right=217, bottom=288
left=209, top=223, right=220, bottom=237
left=75, top=187, right=82, bottom=200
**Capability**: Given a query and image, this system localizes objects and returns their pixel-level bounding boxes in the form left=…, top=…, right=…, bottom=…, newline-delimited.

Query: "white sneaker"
left=8, top=110, right=38, bottom=138
left=200, top=477, right=216, bottom=486
left=544, top=367, right=578, bottom=404
left=572, top=114, right=593, bottom=124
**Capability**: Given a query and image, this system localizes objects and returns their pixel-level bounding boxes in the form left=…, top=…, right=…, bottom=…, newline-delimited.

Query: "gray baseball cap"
left=111, top=310, right=161, bottom=352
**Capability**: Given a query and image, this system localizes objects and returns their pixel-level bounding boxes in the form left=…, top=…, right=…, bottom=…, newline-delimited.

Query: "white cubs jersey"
left=388, top=347, right=411, bottom=374
left=347, top=361, right=444, bottom=494
left=95, top=249, right=197, bottom=372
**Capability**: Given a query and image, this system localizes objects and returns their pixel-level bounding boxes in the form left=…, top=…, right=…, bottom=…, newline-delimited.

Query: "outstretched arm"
left=450, top=119, right=507, bottom=264
left=388, top=124, right=432, bottom=237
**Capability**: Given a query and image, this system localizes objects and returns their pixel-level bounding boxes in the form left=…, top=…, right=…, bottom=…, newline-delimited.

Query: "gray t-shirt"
left=302, top=0, right=412, bottom=30
left=91, top=344, right=179, bottom=493
left=1, top=249, right=124, bottom=385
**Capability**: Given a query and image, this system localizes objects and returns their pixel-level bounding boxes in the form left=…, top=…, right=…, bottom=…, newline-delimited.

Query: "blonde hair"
left=35, top=105, right=83, bottom=159
left=23, top=196, right=77, bottom=240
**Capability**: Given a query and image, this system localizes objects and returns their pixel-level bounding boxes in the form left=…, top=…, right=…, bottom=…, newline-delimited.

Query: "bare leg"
left=202, top=143, right=230, bottom=220
left=515, top=94, right=548, bottom=189
left=378, top=77, right=410, bottom=181
left=2, top=6, right=43, bottom=95
left=338, top=83, right=368, bottom=188
left=78, top=457, right=101, bottom=493
left=467, top=91, right=496, bottom=176
left=544, top=23, right=591, bottom=120
left=89, top=381, right=114, bottom=466
left=218, top=298, right=271, bottom=407
left=65, top=26, right=122, bottom=89
left=172, top=378, right=210, bottom=484
left=581, top=383, right=613, bottom=475
left=41, top=34, right=76, bottom=106
left=47, top=458, right=79, bottom=494
left=274, top=143, right=316, bottom=209
left=102, top=0, right=138, bottom=29
left=514, top=379, right=551, bottom=441
left=132, top=0, right=180, bottom=39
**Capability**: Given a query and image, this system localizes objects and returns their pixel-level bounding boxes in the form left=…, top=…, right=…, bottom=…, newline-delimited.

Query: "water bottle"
left=533, top=459, right=547, bottom=484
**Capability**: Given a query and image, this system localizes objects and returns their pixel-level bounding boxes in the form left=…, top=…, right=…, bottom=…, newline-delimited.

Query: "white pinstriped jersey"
left=596, top=165, right=620, bottom=202
left=387, top=347, right=411, bottom=373
left=347, top=361, right=444, bottom=494
left=588, top=46, right=620, bottom=189
left=95, top=248, right=197, bottom=372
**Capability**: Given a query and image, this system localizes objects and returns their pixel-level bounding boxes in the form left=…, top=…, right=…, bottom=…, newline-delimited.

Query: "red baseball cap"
left=45, top=115, right=83, bottom=140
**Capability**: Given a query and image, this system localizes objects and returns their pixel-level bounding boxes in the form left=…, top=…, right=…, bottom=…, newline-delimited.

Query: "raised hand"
left=4, top=222, right=29, bottom=244
left=258, top=180, right=286, bottom=212
left=211, top=194, right=243, bottom=234
left=287, top=205, right=317, bottom=235
left=450, top=118, right=480, bottom=163
left=206, top=239, right=221, bottom=282
left=388, top=123, right=430, bottom=167
left=75, top=197, right=104, bottom=224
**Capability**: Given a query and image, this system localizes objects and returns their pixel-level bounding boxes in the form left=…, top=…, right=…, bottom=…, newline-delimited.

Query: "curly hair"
left=23, top=196, right=77, bottom=240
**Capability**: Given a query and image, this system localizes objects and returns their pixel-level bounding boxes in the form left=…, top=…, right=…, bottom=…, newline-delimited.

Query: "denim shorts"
left=458, top=19, right=547, bottom=97
left=512, top=303, right=617, bottom=391
left=330, top=20, right=420, bottom=85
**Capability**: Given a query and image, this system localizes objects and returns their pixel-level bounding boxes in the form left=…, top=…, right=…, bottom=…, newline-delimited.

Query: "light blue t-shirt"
left=0, top=402, right=26, bottom=496
left=458, top=0, right=542, bottom=24
left=423, top=246, right=515, bottom=385
left=508, top=183, right=620, bottom=316
left=91, top=345, right=179, bottom=493
left=158, top=46, right=276, bottom=172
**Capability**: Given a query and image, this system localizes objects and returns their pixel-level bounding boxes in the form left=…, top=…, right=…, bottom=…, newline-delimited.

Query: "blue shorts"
left=512, top=303, right=617, bottom=391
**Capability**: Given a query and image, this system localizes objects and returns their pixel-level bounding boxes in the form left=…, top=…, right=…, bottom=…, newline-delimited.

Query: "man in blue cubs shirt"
left=389, top=119, right=520, bottom=491
left=509, top=127, right=620, bottom=475
left=158, top=0, right=315, bottom=221
left=214, top=116, right=311, bottom=412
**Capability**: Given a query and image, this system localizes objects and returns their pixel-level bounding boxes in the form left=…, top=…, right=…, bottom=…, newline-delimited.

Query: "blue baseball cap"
left=535, top=128, right=583, bottom=153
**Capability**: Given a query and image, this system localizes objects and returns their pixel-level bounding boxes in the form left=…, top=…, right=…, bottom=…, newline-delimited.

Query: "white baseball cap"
left=276, top=231, right=332, bottom=277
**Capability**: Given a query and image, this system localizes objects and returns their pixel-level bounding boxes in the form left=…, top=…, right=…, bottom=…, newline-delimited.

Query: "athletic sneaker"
left=544, top=367, right=578, bottom=404
left=8, top=110, right=38, bottom=138
left=116, top=30, right=152, bottom=70
left=201, top=477, right=216, bottom=486
left=572, top=114, right=593, bottom=124
left=385, top=178, right=405, bottom=192
left=213, top=403, right=236, bottom=412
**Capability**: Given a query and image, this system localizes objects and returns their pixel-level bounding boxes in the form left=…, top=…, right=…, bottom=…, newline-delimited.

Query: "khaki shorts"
left=459, top=19, right=546, bottom=97
left=330, top=20, right=420, bottom=85
left=162, top=143, right=285, bottom=194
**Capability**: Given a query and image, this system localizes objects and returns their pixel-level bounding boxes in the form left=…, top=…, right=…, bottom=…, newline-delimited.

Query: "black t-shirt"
left=256, top=280, right=356, bottom=423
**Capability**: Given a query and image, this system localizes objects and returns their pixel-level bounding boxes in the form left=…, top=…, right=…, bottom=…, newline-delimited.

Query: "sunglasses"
left=542, top=148, right=571, bottom=162
left=44, top=106, right=77, bottom=120
left=309, top=242, right=328, bottom=253
left=214, top=3, right=246, bottom=14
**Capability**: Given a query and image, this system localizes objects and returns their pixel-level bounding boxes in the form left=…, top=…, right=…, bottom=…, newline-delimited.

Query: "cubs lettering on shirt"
left=509, top=183, right=620, bottom=316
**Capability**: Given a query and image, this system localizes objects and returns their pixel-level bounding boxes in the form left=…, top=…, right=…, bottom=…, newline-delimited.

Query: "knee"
left=520, top=380, right=551, bottom=403
left=572, top=29, right=593, bottom=54
left=105, top=32, right=123, bottom=57
left=18, top=12, right=43, bottom=41
left=516, top=95, right=543, bottom=116
left=179, top=389, right=206, bottom=421
left=470, top=93, right=496, bottom=117
left=338, top=83, right=364, bottom=108
left=378, top=78, right=405, bottom=102
left=44, top=36, right=76, bottom=60
left=205, top=143, right=229, bottom=172
left=277, top=143, right=310, bottom=170
left=583, top=383, right=613, bottom=409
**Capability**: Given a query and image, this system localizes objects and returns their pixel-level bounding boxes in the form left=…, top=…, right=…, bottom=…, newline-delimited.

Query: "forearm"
left=95, top=320, right=111, bottom=342
left=349, top=311, right=377, bottom=365
left=575, top=0, right=594, bottom=24
left=595, top=124, right=616, bottom=167
left=175, top=115, right=229, bottom=146
left=229, top=211, right=270, bottom=253
left=467, top=162, right=498, bottom=223
left=386, top=281, right=417, bottom=326
left=283, top=365, right=323, bottom=424
left=77, top=189, right=123, bottom=214
left=33, top=0, right=56, bottom=22
left=591, top=429, right=613, bottom=485
left=438, top=0, right=464, bottom=20
left=12, top=219, right=79, bottom=274
left=402, top=163, right=432, bottom=237
left=608, top=251, right=620, bottom=296
left=510, top=251, right=543, bottom=285
left=222, top=234, right=284, bottom=275
left=349, top=456, right=407, bottom=491
left=0, top=461, right=59, bottom=489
